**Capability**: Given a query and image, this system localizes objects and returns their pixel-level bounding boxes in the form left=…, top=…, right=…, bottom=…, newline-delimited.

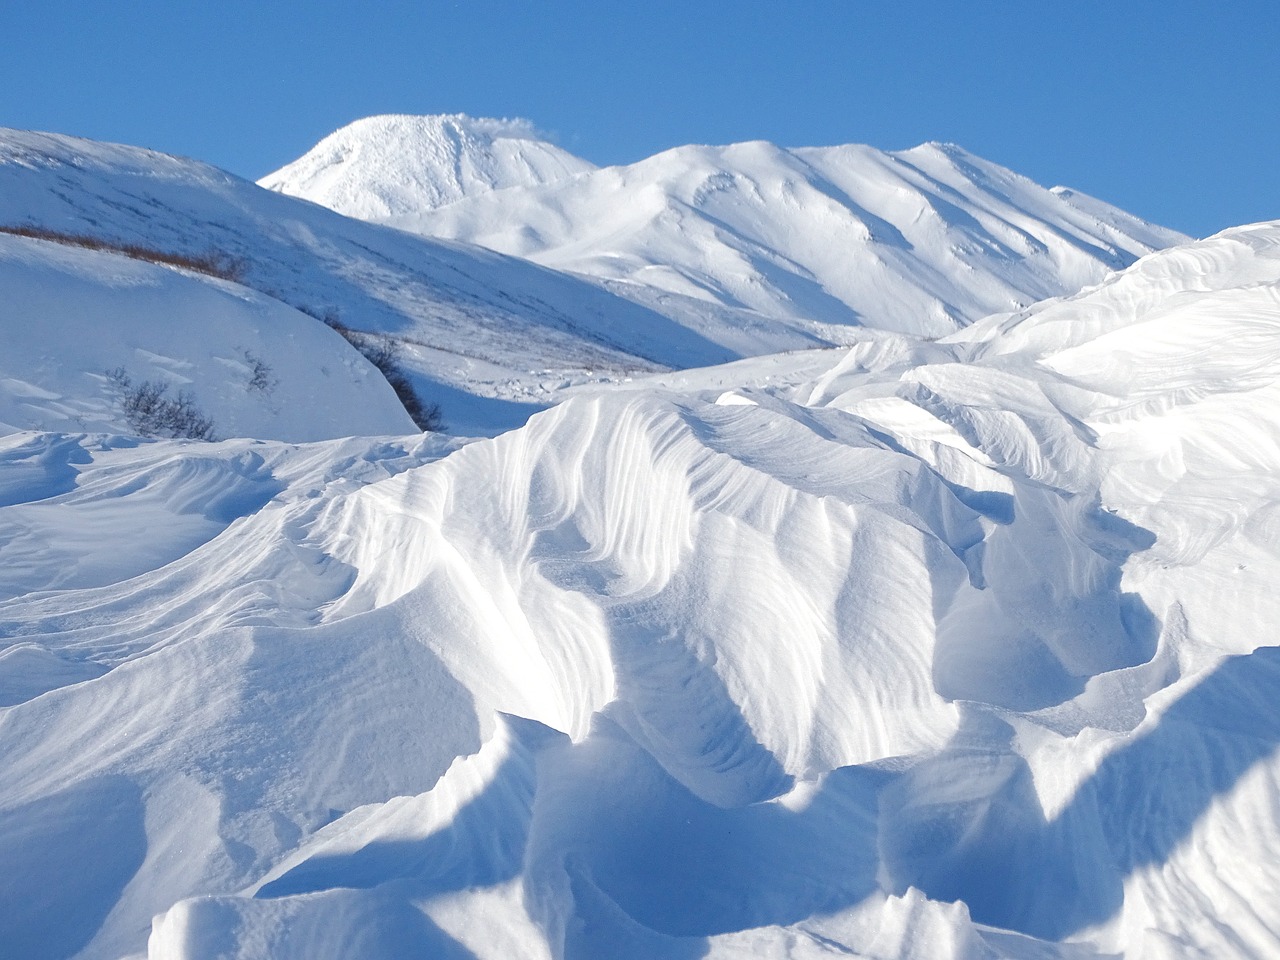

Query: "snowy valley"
left=2, top=117, right=1279, bottom=960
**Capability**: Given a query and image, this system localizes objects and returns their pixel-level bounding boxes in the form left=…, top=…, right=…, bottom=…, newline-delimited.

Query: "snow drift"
left=3, top=221, right=1280, bottom=958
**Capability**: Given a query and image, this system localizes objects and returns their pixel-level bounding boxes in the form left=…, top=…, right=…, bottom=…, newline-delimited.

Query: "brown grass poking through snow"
left=0, top=224, right=246, bottom=281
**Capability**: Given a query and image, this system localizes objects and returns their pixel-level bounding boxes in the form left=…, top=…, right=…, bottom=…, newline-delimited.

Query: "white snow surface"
left=268, top=116, right=1188, bottom=347
left=259, top=114, right=597, bottom=219
left=2, top=123, right=1187, bottom=439
left=3, top=221, right=1280, bottom=958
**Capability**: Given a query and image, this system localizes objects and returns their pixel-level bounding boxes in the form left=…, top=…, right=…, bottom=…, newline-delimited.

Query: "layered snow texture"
left=4, top=223, right=1280, bottom=959
left=265, top=115, right=1187, bottom=348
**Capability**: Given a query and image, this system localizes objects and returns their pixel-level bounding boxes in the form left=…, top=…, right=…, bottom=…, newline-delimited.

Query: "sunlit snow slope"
left=0, top=128, right=717, bottom=436
left=2, top=124, right=1186, bottom=439
left=3, top=223, right=1279, bottom=959
left=0, top=233, right=415, bottom=440
left=268, top=116, right=1187, bottom=350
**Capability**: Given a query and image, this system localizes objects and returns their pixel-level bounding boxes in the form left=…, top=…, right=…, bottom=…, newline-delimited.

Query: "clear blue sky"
left=2, top=0, right=1274, bottom=237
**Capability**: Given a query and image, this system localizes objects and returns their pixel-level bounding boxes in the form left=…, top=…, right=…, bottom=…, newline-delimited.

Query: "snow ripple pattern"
left=4, top=225, right=1280, bottom=958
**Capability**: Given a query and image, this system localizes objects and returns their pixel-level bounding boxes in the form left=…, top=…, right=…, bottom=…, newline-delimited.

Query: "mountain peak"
left=259, top=113, right=595, bottom=218
left=318, top=112, right=548, bottom=148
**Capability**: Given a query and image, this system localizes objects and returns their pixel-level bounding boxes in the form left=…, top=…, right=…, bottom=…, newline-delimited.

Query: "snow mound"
left=259, top=114, right=596, bottom=219
left=0, top=232, right=416, bottom=440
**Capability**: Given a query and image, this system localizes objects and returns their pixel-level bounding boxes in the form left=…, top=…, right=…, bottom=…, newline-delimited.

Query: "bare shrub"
left=240, top=349, right=278, bottom=394
left=106, top=368, right=217, bottom=441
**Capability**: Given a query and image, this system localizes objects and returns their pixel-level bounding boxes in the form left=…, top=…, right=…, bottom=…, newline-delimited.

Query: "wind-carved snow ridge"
left=3, top=126, right=1280, bottom=958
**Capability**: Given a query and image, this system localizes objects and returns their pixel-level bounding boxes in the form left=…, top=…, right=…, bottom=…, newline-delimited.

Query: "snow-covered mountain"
left=267, top=116, right=1188, bottom=348
left=0, top=123, right=1188, bottom=440
left=259, top=114, right=596, bottom=219
left=4, top=218, right=1280, bottom=959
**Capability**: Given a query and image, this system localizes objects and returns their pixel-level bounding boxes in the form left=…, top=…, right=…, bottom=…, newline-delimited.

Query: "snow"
left=0, top=122, right=1188, bottom=439
left=3, top=117, right=1279, bottom=959
left=0, top=127, right=720, bottom=437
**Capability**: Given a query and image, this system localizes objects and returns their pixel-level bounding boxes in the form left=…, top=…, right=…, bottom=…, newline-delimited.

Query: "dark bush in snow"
left=240, top=349, right=278, bottom=395
left=106, top=368, right=217, bottom=441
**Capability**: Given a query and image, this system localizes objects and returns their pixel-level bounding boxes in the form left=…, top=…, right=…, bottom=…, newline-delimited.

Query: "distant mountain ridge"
left=264, top=115, right=1189, bottom=342
left=0, top=121, right=1189, bottom=439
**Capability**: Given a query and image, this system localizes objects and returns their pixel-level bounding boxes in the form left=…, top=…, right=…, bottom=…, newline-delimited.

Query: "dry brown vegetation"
left=0, top=224, right=246, bottom=281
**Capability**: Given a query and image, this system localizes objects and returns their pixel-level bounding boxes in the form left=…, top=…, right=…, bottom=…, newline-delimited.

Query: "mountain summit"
left=258, top=113, right=595, bottom=219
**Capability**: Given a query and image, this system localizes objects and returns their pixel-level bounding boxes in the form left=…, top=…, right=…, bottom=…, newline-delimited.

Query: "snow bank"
left=0, top=233, right=416, bottom=440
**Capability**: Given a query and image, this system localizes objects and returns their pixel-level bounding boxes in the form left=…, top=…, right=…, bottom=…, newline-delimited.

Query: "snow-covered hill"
left=259, top=114, right=596, bottom=219
left=0, top=128, right=720, bottom=436
left=268, top=117, right=1188, bottom=349
left=3, top=221, right=1279, bottom=959
left=0, top=232, right=416, bottom=440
